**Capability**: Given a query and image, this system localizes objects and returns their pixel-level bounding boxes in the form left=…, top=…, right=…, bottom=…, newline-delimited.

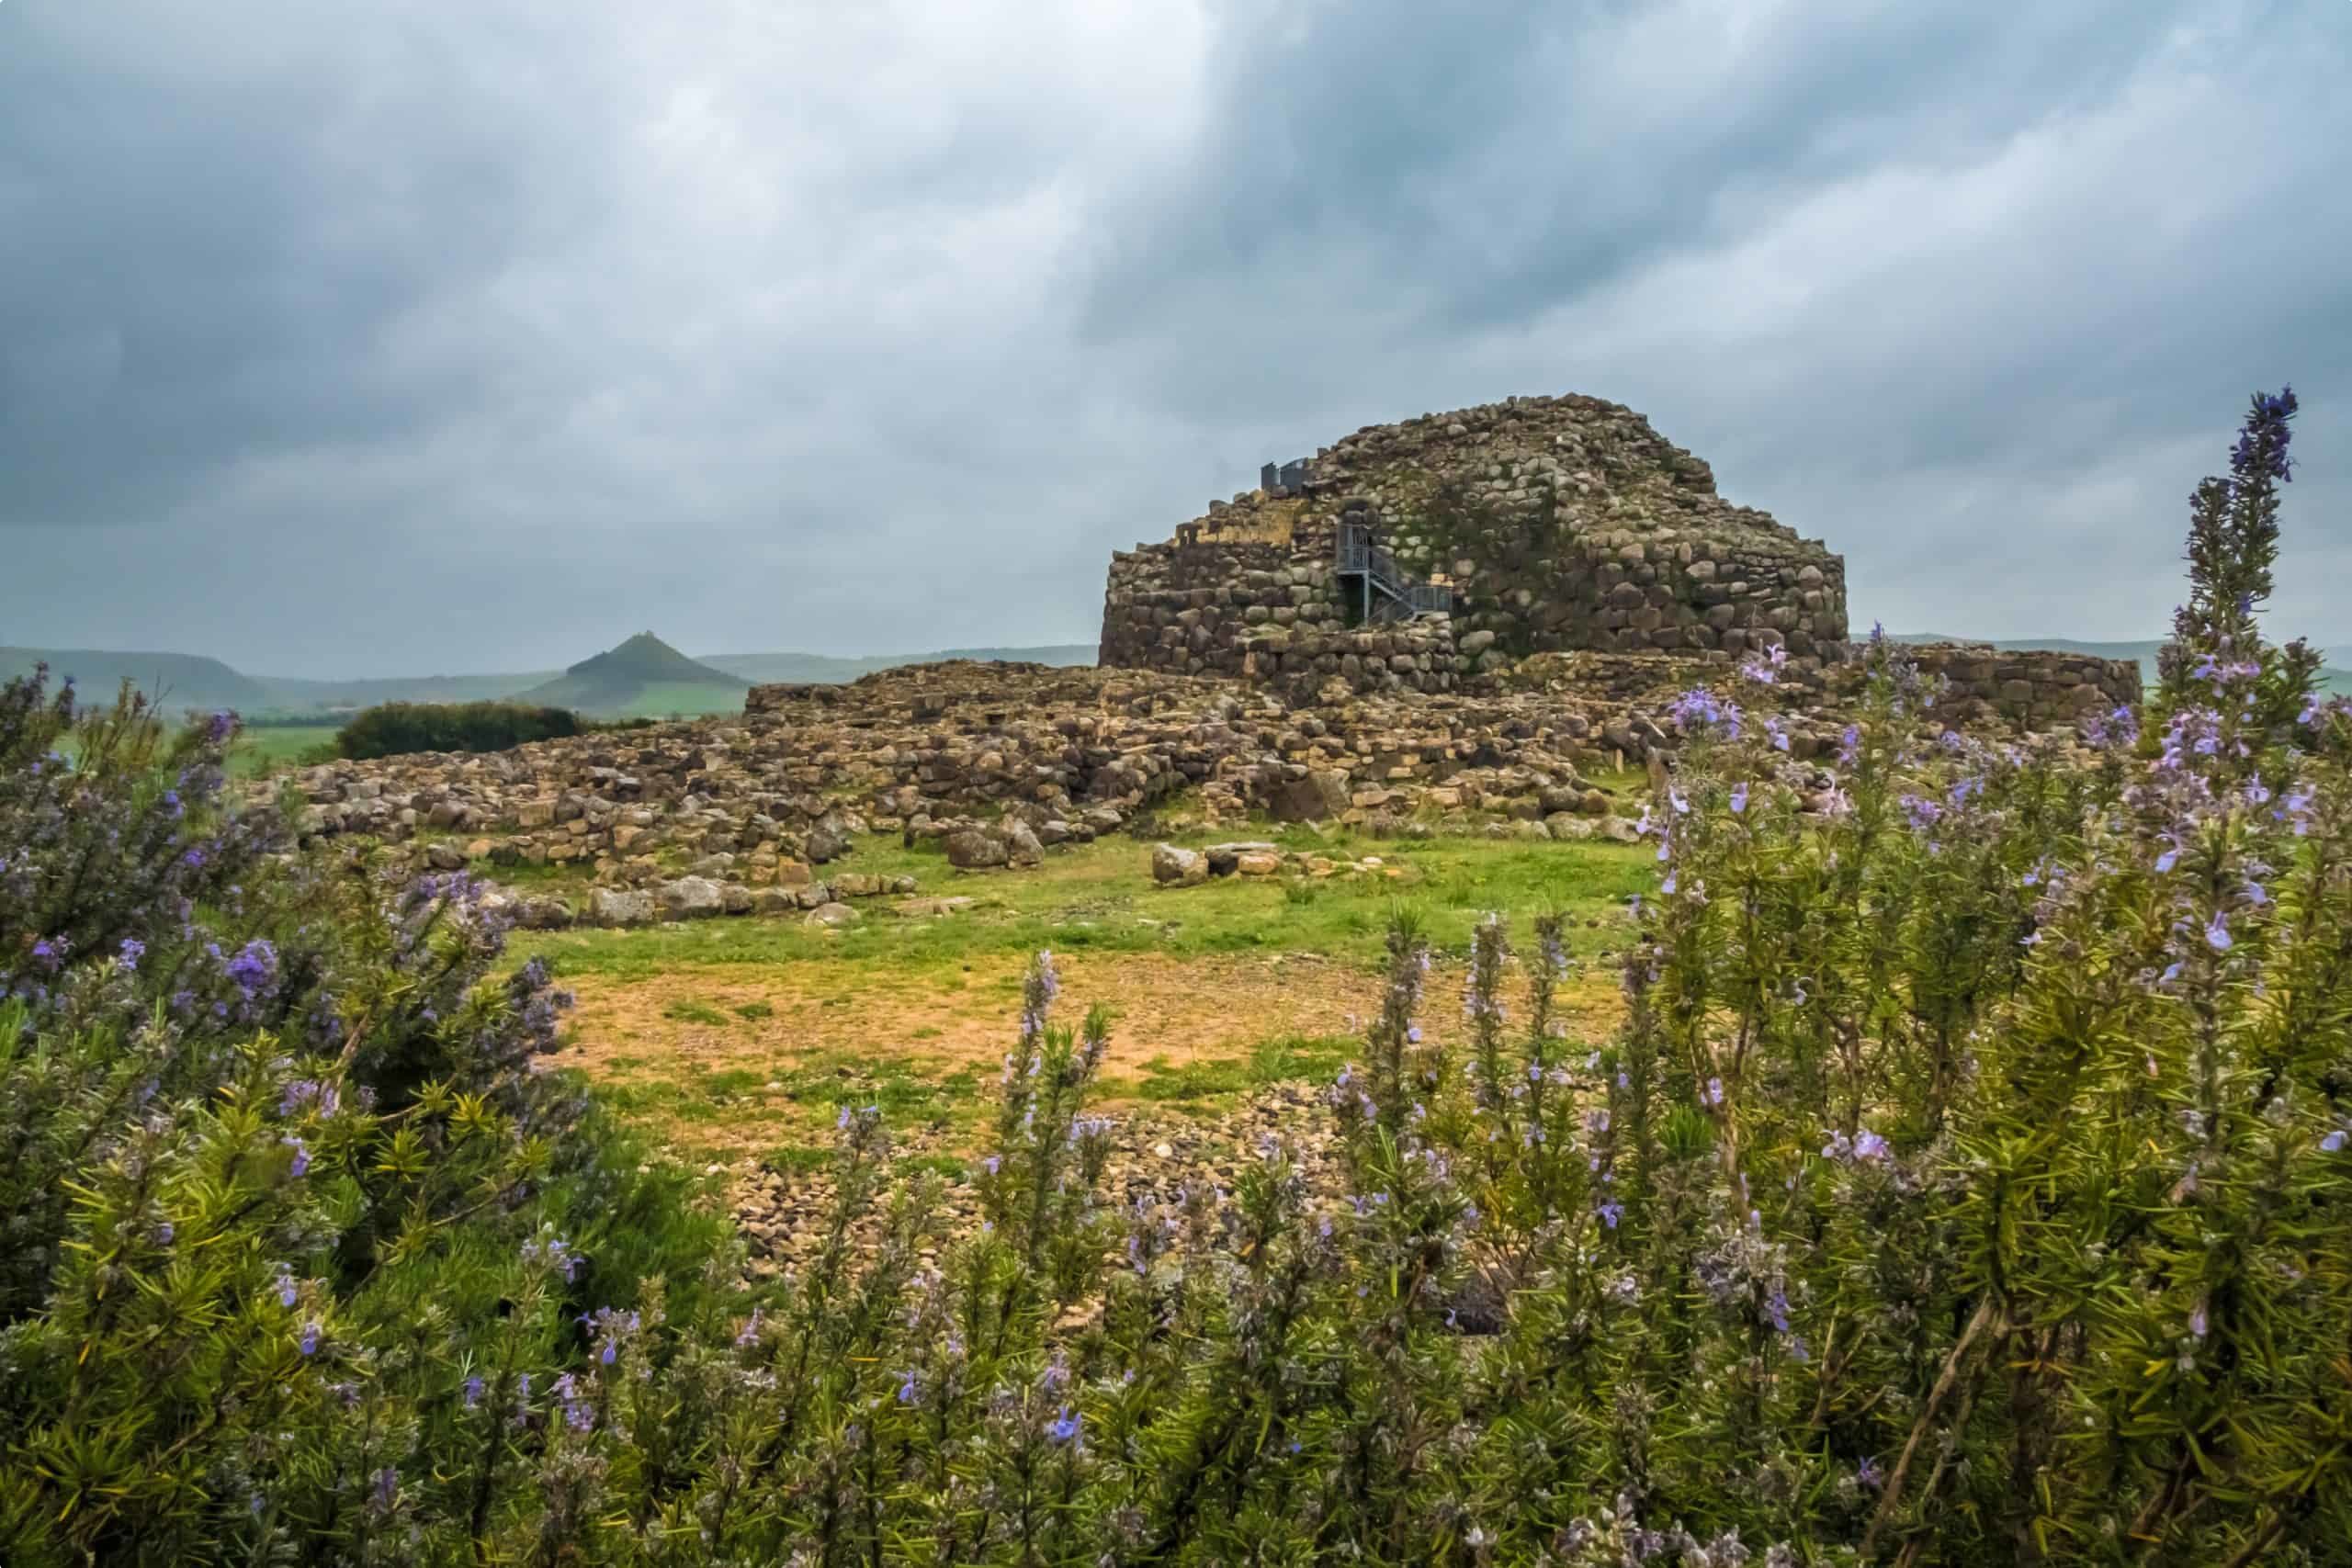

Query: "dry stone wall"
left=1892, top=643, right=2142, bottom=726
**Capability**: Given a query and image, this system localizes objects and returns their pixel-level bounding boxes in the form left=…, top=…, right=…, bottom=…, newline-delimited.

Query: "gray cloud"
left=2, top=0, right=2346, bottom=674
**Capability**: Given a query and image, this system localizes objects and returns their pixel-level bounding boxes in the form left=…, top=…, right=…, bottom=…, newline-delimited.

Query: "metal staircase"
left=1337, top=521, right=1453, bottom=623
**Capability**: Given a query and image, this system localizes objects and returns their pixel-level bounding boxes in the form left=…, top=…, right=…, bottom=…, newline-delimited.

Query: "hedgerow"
left=3, top=388, right=2349, bottom=1564
left=333, top=701, right=586, bottom=761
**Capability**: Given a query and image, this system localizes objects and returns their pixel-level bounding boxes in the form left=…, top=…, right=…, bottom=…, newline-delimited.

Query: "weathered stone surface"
left=945, top=828, right=1009, bottom=868
left=657, top=876, right=725, bottom=919
left=1151, top=844, right=1209, bottom=886
left=805, top=817, right=851, bottom=863
left=1271, top=770, right=1351, bottom=823
left=588, top=888, right=655, bottom=927
left=514, top=896, right=574, bottom=930
left=805, top=901, right=859, bottom=926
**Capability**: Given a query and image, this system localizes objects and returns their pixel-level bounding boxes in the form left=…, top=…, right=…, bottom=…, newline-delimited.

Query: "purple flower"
left=2204, top=911, right=2233, bottom=953
left=2188, top=1303, right=2210, bottom=1340
left=299, top=1321, right=321, bottom=1357
left=1729, top=783, right=1748, bottom=815
left=1838, top=724, right=1860, bottom=765
left=1596, top=1200, right=1623, bottom=1230
left=1407, top=1026, right=1422, bottom=1044
left=1703, top=1077, right=1724, bottom=1108
left=282, top=1136, right=310, bottom=1178
left=1858, top=1456, right=1884, bottom=1491
left=116, top=938, right=146, bottom=969
left=370, top=1467, right=397, bottom=1512
left=1046, top=1407, right=1081, bottom=1445
left=2323, top=1130, right=2346, bottom=1154
left=554, top=1372, right=594, bottom=1432
left=897, top=1371, right=921, bottom=1404
left=226, top=939, right=277, bottom=998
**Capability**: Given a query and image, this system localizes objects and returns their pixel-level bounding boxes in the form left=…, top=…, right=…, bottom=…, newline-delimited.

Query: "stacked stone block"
left=1894, top=643, right=2142, bottom=727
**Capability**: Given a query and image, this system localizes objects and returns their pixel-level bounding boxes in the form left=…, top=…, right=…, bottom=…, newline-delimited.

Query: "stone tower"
left=1099, top=393, right=1847, bottom=693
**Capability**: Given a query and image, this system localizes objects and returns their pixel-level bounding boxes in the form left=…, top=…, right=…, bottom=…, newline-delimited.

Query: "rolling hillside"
left=2, top=646, right=269, bottom=712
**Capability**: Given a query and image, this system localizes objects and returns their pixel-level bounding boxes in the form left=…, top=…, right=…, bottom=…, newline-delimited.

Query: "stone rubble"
left=262, top=638, right=2136, bottom=930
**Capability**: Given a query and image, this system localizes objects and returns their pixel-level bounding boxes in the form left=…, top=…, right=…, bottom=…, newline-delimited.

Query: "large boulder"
left=1270, top=770, right=1351, bottom=823
left=515, top=896, right=575, bottom=931
left=806, top=816, right=851, bottom=864
left=1151, top=843, right=1209, bottom=886
left=1004, top=821, right=1045, bottom=868
left=657, top=876, right=726, bottom=920
left=946, top=828, right=1010, bottom=869
left=587, top=888, right=656, bottom=928
left=805, top=901, right=860, bottom=927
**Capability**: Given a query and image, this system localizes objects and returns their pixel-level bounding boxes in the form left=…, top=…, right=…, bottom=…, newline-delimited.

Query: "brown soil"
left=561, top=952, right=1625, bottom=1162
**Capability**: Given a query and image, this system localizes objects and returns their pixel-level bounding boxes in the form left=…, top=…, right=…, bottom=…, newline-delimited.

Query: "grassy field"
left=229, top=723, right=342, bottom=776
left=509, top=823, right=1655, bottom=1170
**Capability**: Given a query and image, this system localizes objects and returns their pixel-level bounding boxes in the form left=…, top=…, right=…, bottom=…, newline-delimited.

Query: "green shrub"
left=334, top=699, right=582, bottom=760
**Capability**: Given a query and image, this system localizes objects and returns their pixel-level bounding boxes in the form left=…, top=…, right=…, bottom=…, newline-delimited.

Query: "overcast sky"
left=3, top=0, right=2346, bottom=676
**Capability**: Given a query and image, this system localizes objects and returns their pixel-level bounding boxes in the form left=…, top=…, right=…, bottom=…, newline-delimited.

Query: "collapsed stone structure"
left=273, top=632, right=2132, bottom=934
left=1100, top=393, right=1849, bottom=695
left=266, top=389, right=2142, bottom=932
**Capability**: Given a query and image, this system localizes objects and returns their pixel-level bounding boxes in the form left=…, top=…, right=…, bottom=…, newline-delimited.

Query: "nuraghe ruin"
left=273, top=391, right=2142, bottom=930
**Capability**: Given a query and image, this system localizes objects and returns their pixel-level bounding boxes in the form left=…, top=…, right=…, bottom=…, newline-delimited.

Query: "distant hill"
left=5, top=638, right=1099, bottom=719
left=700, top=644, right=1097, bottom=684
left=511, top=632, right=749, bottom=716
left=2, top=646, right=269, bottom=713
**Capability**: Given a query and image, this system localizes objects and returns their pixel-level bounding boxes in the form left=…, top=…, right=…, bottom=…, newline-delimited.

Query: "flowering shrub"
left=0, top=675, right=720, bottom=1563
left=4, top=389, right=2350, bottom=1563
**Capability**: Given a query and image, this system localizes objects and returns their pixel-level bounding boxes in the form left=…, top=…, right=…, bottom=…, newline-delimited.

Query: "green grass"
left=519, top=829, right=1650, bottom=987
left=1121, top=1033, right=1358, bottom=1102
left=153, top=722, right=340, bottom=778
left=662, top=999, right=730, bottom=1027
left=733, top=1000, right=775, bottom=1021
left=762, top=1144, right=832, bottom=1177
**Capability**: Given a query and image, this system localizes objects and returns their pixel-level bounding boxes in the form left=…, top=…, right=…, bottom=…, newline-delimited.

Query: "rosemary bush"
left=3, top=389, right=2349, bottom=1564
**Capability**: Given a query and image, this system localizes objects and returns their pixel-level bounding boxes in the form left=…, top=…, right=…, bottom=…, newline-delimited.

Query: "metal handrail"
left=1336, top=522, right=1452, bottom=620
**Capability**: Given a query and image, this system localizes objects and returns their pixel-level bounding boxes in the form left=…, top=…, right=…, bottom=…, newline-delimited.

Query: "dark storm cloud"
left=1, top=0, right=2346, bottom=672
